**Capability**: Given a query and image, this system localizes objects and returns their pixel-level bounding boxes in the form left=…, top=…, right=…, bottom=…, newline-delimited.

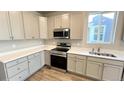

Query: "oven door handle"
left=51, top=53, right=66, bottom=58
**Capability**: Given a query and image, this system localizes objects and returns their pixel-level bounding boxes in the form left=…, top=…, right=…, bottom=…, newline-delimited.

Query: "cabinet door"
left=54, top=15, right=62, bottom=28
left=44, top=50, right=50, bottom=66
left=41, top=51, right=45, bottom=67
left=39, top=17, right=48, bottom=39
left=61, top=13, right=70, bottom=28
left=29, top=55, right=41, bottom=75
left=76, top=59, right=86, bottom=75
left=0, top=12, right=11, bottom=40
left=70, top=12, right=84, bottom=39
left=23, top=12, right=39, bottom=39
left=67, top=58, right=76, bottom=72
left=47, top=16, right=55, bottom=39
left=9, top=12, right=25, bottom=39
left=102, top=64, right=123, bottom=81
left=86, top=61, right=103, bottom=80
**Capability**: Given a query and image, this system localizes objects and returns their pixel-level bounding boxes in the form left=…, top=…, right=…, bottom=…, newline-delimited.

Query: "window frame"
left=87, top=11, right=118, bottom=44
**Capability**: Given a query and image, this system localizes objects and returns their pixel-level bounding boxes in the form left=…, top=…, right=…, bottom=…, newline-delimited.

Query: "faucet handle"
left=97, top=47, right=100, bottom=52
left=92, top=48, right=94, bottom=53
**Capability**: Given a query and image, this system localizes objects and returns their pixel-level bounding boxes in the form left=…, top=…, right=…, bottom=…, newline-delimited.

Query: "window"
left=87, top=12, right=117, bottom=44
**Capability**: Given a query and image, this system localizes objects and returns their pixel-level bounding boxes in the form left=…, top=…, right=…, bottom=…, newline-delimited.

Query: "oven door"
left=51, top=54, right=67, bottom=70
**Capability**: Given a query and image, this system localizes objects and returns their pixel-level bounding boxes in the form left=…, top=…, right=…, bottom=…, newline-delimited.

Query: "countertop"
left=68, top=47, right=124, bottom=62
left=0, top=45, right=55, bottom=63
left=0, top=45, right=124, bottom=63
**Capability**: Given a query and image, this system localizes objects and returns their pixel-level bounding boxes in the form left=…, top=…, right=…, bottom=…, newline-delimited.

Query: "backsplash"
left=0, top=40, right=44, bottom=53
left=44, top=39, right=83, bottom=47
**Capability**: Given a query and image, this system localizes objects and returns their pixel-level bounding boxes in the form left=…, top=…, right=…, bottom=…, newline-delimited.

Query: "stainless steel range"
left=50, top=43, right=71, bottom=71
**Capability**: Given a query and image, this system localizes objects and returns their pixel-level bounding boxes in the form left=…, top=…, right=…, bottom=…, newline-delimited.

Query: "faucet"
left=97, top=47, right=100, bottom=52
left=92, top=48, right=94, bottom=53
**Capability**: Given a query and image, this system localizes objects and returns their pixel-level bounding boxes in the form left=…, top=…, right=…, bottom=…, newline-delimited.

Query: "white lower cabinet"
left=102, top=64, right=123, bottom=81
left=68, top=58, right=76, bottom=72
left=9, top=69, right=29, bottom=81
left=44, top=50, right=50, bottom=66
left=67, top=54, right=86, bottom=75
left=76, top=59, right=86, bottom=75
left=86, top=61, right=103, bottom=80
left=28, top=52, right=42, bottom=75
left=0, top=51, right=44, bottom=81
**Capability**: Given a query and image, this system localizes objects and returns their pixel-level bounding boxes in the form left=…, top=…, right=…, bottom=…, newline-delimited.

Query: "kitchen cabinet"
left=9, top=11, right=25, bottom=39
left=23, top=12, right=40, bottom=39
left=0, top=11, right=11, bottom=40
left=70, top=12, right=84, bottom=39
left=28, top=52, right=42, bottom=75
left=54, top=13, right=70, bottom=28
left=67, top=54, right=86, bottom=75
left=39, top=17, right=48, bottom=39
left=102, top=64, right=123, bottom=81
left=47, top=16, right=55, bottom=39
left=0, top=56, right=29, bottom=81
left=86, top=61, right=103, bottom=80
left=0, top=51, right=45, bottom=81
left=44, top=50, right=51, bottom=66
left=76, top=59, right=86, bottom=74
left=68, top=57, right=76, bottom=72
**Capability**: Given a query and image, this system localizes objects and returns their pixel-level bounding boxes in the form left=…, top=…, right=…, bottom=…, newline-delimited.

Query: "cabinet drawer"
left=6, top=60, right=18, bottom=68
left=7, top=61, right=28, bottom=78
left=18, top=57, right=27, bottom=63
left=87, top=57, right=123, bottom=66
left=68, top=53, right=76, bottom=58
left=88, top=57, right=106, bottom=63
left=9, top=69, right=29, bottom=81
left=76, top=55, right=86, bottom=60
left=28, top=54, right=34, bottom=59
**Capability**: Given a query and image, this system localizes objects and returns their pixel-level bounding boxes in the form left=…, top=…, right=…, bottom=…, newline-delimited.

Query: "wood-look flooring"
left=27, top=67, right=92, bottom=81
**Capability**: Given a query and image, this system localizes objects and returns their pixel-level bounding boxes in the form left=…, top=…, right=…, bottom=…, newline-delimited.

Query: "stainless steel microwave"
left=53, top=28, right=70, bottom=39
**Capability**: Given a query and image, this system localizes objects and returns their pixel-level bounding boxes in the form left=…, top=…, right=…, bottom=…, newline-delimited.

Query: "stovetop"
left=51, top=48, right=69, bottom=52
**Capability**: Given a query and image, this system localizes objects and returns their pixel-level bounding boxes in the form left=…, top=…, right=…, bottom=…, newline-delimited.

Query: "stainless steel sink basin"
left=89, top=52, right=116, bottom=58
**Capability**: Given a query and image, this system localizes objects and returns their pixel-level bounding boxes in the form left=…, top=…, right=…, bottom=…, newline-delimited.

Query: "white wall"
left=0, top=40, right=44, bottom=52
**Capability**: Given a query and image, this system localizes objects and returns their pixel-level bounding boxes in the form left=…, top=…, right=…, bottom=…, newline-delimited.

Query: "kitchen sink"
left=89, top=52, right=116, bottom=58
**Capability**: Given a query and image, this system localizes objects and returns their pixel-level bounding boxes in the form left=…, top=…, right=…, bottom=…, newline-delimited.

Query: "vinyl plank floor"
left=27, top=67, right=92, bottom=81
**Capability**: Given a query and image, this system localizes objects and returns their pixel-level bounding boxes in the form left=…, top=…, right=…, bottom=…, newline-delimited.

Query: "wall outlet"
left=12, top=44, right=16, bottom=48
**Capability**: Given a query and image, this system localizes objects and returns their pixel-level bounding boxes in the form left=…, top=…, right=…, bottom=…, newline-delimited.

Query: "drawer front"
left=76, top=55, right=86, bottom=60
left=9, top=69, right=29, bottom=81
left=18, top=57, right=27, bottom=63
left=28, top=54, right=34, bottom=59
left=6, top=60, right=18, bottom=68
left=87, top=57, right=123, bottom=66
left=7, top=61, right=28, bottom=78
left=68, top=53, right=76, bottom=58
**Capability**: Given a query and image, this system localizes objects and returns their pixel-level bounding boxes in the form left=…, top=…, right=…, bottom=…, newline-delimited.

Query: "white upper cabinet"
left=70, top=12, right=84, bottom=39
left=54, top=13, right=70, bottom=28
left=47, top=16, right=55, bottom=39
left=23, top=12, right=40, bottom=39
left=39, top=17, right=48, bottom=39
left=0, top=12, right=11, bottom=40
left=61, top=14, right=70, bottom=28
left=9, top=12, right=25, bottom=39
